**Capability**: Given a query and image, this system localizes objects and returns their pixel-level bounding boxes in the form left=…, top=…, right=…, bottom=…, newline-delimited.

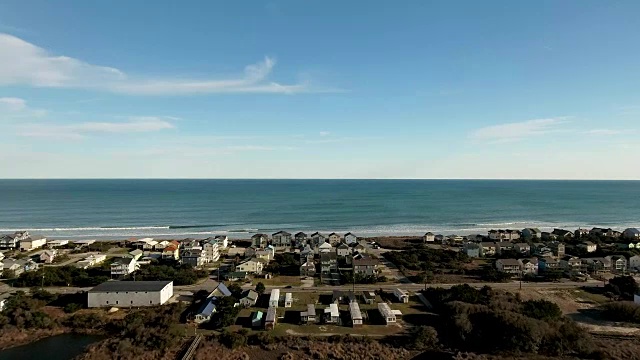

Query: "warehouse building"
left=87, top=280, right=173, bottom=308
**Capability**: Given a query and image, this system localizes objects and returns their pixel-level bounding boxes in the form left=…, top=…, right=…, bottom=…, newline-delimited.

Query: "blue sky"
left=1, top=1, right=639, bottom=179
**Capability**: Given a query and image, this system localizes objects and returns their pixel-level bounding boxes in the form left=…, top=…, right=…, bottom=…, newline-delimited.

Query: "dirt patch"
left=367, top=237, right=420, bottom=250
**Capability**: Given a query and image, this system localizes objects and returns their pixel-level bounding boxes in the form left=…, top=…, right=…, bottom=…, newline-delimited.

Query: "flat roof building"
left=88, top=280, right=173, bottom=308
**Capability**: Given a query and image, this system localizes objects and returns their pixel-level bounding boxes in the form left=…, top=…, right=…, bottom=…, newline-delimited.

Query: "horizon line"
left=0, top=178, right=639, bottom=181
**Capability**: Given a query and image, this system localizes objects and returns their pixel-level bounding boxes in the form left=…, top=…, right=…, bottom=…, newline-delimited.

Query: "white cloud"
left=0, top=96, right=47, bottom=117
left=319, top=131, right=330, bottom=136
left=17, top=116, right=174, bottom=139
left=583, top=129, right=631, bottom=135
left=0, top=33, right=319, bottom=95
left=470, top=118, right=567, bottom=143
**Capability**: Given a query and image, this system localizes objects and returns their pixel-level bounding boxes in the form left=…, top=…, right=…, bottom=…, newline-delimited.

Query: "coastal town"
left=1, top=226, right=640, bottom=358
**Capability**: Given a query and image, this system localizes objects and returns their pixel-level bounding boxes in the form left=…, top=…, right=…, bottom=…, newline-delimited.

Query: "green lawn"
left=255, top=276, right=302, bottom=287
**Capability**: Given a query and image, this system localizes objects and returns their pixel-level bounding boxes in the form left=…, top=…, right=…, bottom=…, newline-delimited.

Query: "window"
left=131, top=301, right=133, bottom=304
left=106, top=301, right=109, bottom=304
left=150, top=300, right=153, bottom=304
left=116, top=301, right=119, bottom=304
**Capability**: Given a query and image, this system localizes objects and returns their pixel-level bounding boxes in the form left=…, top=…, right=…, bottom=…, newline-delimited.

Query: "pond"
left=0, top=334, right=102, bottom=360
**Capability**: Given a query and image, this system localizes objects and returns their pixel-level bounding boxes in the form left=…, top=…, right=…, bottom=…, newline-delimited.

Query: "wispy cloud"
left=583, top=129, right=632, bottom=136
left=0, top=97, right=47, bottom=117
left=135, top=144, right=296, bottom=157
left=319, top=131, right=330, bottom=137
left=17, top=116, right=175, bottom=140
left=470, top=118, right=568, bottom=143
left=0, top=33, right=330, bottom=95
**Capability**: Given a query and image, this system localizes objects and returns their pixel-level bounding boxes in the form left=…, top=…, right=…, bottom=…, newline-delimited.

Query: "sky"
left=1, top=1, right=640, bottom=179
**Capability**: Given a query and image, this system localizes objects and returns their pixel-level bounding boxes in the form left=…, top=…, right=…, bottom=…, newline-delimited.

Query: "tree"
left=521, top=299, right=562, bottom=320
left=255, top=282, right=266, bottom=295
left=227, top=283, right=243, bottom=299
left=410, top=326, right=439, bottom=350
left=605, top=276, right=639, bottom=300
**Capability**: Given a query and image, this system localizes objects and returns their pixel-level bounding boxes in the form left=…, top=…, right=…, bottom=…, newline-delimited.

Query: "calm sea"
left=0, top=179, right=638, bottom=240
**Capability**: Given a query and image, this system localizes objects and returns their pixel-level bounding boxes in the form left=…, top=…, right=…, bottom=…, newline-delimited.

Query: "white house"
left=269, top=289, right=280, bottom=307
left=47, top=240, right=69, bottom=247
left=214, top=235, right=228, bottom=249
left=349, top=301, right=363, bottom=327
left=20, top=236, right=47, bottom=251
left=344, top=233, right=358, bottom=245
left=239, top=290, right=259, bottom=307
left=301, top=304, right=316, bottom=324
left=336, top=243, right=351, bottom=257
left=318, top=242, right=333, bottom=253
left=76, top=254, right=107, bottom=269
left=0, top=231, right=30, bottom=249
left=393, top=288, right=409, bottom=303
left=203, top=239, right=220, bottom=263
left=236, top=258, right=265, bottom=274
left=194, top=297, right=217, bottom=324
left=324, top=303, right=340, bottom=323
left=378, top=302, right=397, bottom=324
left=423, top=232, right=435, bottom=243
left=110, top=257, right=137, bottom=276
left=87, top=280, right=173, bottom=308
left=142, top=240, right=158, bottom=251
left=40, top=249, right=57, bottom=264
left=284, top=292, right=293, bottom=308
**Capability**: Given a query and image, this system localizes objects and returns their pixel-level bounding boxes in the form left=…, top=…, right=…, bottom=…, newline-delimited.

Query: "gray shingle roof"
left=89, top=280, right=172, bottom=293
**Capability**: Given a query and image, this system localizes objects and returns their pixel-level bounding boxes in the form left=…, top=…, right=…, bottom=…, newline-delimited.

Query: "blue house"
left=210, top=283, right=232, bottom=298
left=194, top=297, right=217, bottom=324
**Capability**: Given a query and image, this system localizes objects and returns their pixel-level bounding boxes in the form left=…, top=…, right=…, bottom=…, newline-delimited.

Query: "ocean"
left=0, top=179, right=638, bottom=240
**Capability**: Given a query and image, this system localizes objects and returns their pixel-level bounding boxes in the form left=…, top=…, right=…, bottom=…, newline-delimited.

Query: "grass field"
left=255, top=276, right=302, bottom=287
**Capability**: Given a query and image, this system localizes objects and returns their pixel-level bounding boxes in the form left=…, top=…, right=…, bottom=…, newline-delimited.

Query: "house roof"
left=252, top=233, right=269, bottom=239
left=349, top=301, right=362, bottom=320
left=353, top=257, right=379, bottom=266
left=337, top=243, right=349, bottom=249
left=625, top=228, right=640, bottom=235
left=498, top=259, right=521, bottom=266
left=295, top=232, right=307, bottom=237
left=310, top=232, right=323, bottom=237
left=320, top=252, right=337, bottom=261
left=196, top=297, right=217, bottom=317
left=112, top=257, right=135, bottom=265
left=273, top=231, right=292, bottom=236
left=345, top=232, right=356, bottom=237
left=212, top=283, right=232, bottom=297
left=163, top=245, right=178, bottom=252
left=425, top=232, right=434, bottom=236
left=89, top=280, right=172, bottom=293
left=328, top=232, right=339, bottom=237
left=242, top=290, right=259, bottom=301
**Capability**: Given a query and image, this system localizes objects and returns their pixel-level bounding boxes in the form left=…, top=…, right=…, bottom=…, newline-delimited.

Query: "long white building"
left=269, top=289, right=280, bottom=307
left=87, top=280, right=173, bottom=308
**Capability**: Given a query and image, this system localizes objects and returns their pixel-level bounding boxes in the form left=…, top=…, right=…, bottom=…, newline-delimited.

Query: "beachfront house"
left=393, top=288, right=409, bottom=303
left=344, top=232, right=358, bottom=245
left=76, top=254, right=107, bottom=269
left=574, top=228, right=590, bottom=238
left=488, top=230, right=520, bottom=241
left=623, top=228, right=640, bottom=240
left=300, top=261, right=316, bottom=277
left=20, top=235, right=47, bottom=252
left=251, top=234, right=269, bottom=248
left=352, top=243, right=366, bottom=254
left=47, top=239, right=69, bottom=248
left=324, top=303, right=340, bottom=324
left=538, top=257, right=560, bottom=272
left=239, top=290, right=259, bottom=307
left=39, top=249, right=57, bottom=264
left=328, top=233, right=341, bottom=245
left=552, top=229, right=574, bottom=240
left=236, top=258, right=265, bottom=275
left=521, top=228, right=542, bottom=239
left=214, top=235, right=228, bottom=249
left=272, top=231, right=292, bottom=246
left=605, top=255, right=627, bottom=273
left=87, top=280, right=173, bottom=308
left=349, top=301, right=363, bottom=327
left=110, top=257, right=138, bottom=276
left=294, top=232, right=308, bottom=246
left=269, top=289, right=280, bottom=307
left=0, top=231, right=30, bottom=249
left=320, top=253, right=338, bottom=274
left=423, top=232, right=435, bottom=243
left=578, top=241, right=597, bottom=253
left=301, top=304, right=316, bottom=324
left=127, top=249, right=143, bottom=261
left=378, top=303, right=397, bottom=324
left=310, top=232, right=326, bottom=246
left=203, top=239, right=220, bottom=263
left=495, top=259, right=522, bottom=274
left=590, top=228, right=621, bottom=238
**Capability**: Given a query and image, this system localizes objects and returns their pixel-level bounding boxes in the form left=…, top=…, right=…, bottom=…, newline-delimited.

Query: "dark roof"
left=213, top=283, right=232, bottom=297
left=273, top=231, right=292, bottom=236
left=89, top=280, right=172, bottom=293
left=252, top=233, right=269, bottom=239
left=196, top=297, right=217, bottom=317
left=328, top=232, right=339, bottom=237
left=345, top=232, right=356, bottom=237
left=295, top=232, right=307, bottom=237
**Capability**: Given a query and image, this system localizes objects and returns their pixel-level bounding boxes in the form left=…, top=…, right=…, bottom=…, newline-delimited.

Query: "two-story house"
left=294, top=232, right=308, bottom=246
left=111, top=257, right=137, bottom=276
left=495, top=259, right=522, bottom=274
left=578, top=241, right=597, bottom=253
left=336, top=243, right=351, bottom=257
left=605, top=255, right=627, bottom=273
left=181, top=249, right=206, bottom=267
left=272, top=231, right=292, bottom=247
left=353, top=255, right=380, bottom=276
left=203, top=238, right=220, bottom=263
left=236, top=258, right=265, bottom=274
left=559, top=256, right=582, bottom=273
left=521, top=228, right=541, bottom=240
left=520, top=258, right=539, bottom=275
left=623, top=228, right=640, bottom=240
left=251, top=234, right=269, bottom=248
left=513, top=243, right=531, bottom=255
left=344, top=233, right=358, bottom=245
left=538, top=257, right=561, bottom=272
left=327, top=233, right=341, bottom=245
left=162, top=245, right=180, bottom=260
left=310, top=232, right=326, bottom=246
left=423, top=232, right=435, bottom=243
